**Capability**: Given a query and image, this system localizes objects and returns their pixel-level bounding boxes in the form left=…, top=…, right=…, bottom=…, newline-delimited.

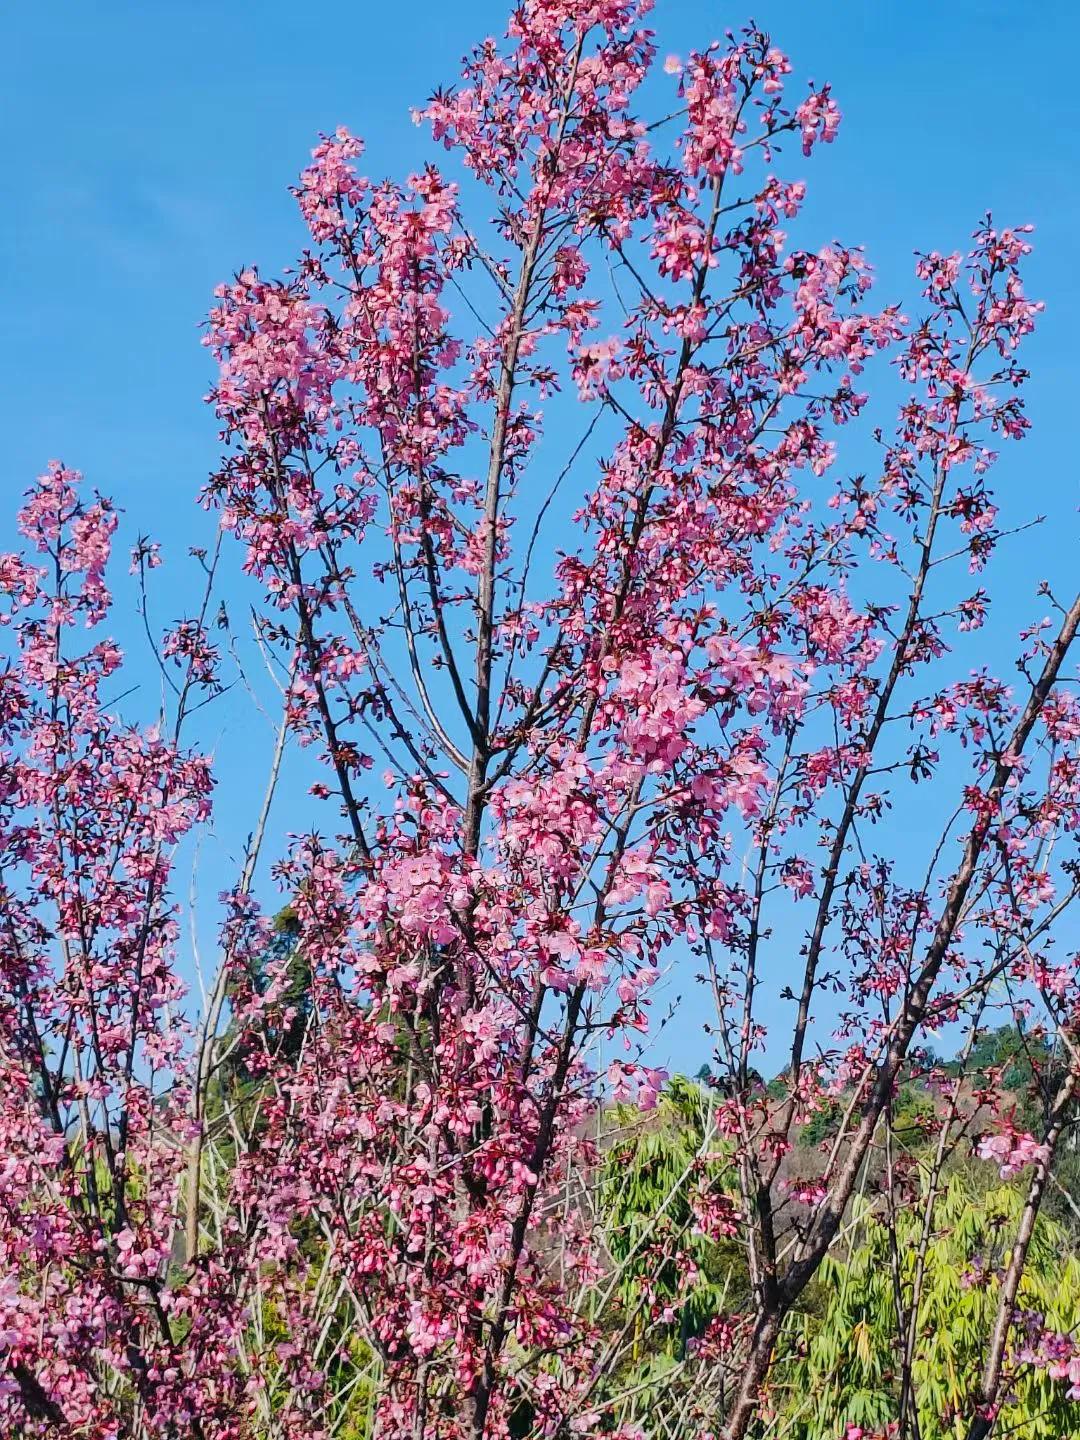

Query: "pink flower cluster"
left=976, top=1127, right=1051, bottom=1180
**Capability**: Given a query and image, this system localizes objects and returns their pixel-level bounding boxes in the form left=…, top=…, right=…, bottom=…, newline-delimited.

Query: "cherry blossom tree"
left=2, top=2, right=1079, bottom=1438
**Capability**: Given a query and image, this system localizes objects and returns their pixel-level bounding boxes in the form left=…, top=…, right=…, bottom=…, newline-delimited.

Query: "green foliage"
left=598, top=1077, right=748, bottom=1354
left=889, top=1084, right=937, bottom=1154
left=774, top=1174, right=1080, bottom=1440
left=1041, top=1141, right=1080, bottom=1239
left=967, top=1023, right=1050, bottom=1089
left=799, top=1099, right=841, bottom=1149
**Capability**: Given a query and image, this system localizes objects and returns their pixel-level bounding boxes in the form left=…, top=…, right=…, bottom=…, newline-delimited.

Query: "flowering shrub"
left=2, top=3, right=1079, bottom=1439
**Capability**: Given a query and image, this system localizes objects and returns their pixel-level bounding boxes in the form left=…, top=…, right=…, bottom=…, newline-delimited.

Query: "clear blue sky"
left=4, top=0, right=1079, bottom=1072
